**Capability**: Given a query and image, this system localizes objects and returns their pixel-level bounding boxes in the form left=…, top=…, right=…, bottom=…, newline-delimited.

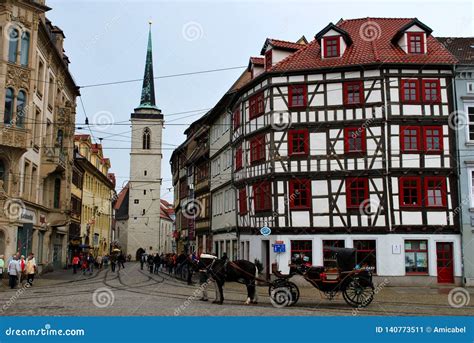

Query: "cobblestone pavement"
left=0, top=262, right=472, bottom=316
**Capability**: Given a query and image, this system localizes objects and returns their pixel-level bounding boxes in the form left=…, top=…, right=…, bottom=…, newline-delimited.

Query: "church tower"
left=126, top=24, right=163, bottom=258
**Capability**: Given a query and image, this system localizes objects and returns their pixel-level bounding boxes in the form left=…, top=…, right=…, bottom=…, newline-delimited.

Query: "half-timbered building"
left=232, top=18, right=461, bottom=285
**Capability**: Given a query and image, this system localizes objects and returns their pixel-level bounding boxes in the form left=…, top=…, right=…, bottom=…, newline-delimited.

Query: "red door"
left=436, top=242, right=454, bottom=283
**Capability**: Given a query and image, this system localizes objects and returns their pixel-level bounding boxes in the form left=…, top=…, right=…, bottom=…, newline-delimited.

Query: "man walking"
left=110, top=254, right=117, bottom=272
left=25, top=254, right=36, bottom=286
left=153, top=253, right=161, bottom=274
left=140, top=252, right=145, bottom=270
left=7, top=256, right=20, bottom=289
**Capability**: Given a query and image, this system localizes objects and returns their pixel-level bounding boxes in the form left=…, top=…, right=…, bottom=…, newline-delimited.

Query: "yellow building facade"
left=74, top=135, right=115, bottom=257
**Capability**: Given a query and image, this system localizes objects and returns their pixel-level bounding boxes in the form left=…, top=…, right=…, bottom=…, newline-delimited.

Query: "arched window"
left=20, top=31, right=30, bottom=66
left=16, top=90, right=26, bottom=128
left=8, top=28, right=19, bottom=63
left=142, top=127, right=151, bottom=150
left=4, top=88, right=14, bottom=124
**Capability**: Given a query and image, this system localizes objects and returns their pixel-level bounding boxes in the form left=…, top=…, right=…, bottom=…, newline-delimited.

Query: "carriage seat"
left=305, top=266, right=325, bottom=280
left=271, top=264, right=293, bottom=279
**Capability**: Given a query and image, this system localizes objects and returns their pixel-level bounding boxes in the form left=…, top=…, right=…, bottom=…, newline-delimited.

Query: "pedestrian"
left=221, top=252, right=228, bottom=262
left=198, top=255, right=209, bottom=301
left=110, top=254, right=117, bottom=272
left=25, top=254, right=36, bottom=286
left=81, top=256, right=88, bottom=275
left=118, top=253, right=125, bottom=270
left=186, top=254, right=194, bottom=285
left=96, top=255, right=103, bottom=270
left=147, top=254, right=154, bottom=273
left=140, top=252, right=146, bottom=270
left=0, top=255, right=5, bottom=277
left=153, top=253, right=161, bottom=274
left=103, top=254, right=109, bottom=269
left=19, top=255, right=26, bottom=284
left=87, top=254, right=94, bottom=275
left=7, top=256, right=20, bottom=289
left=72, top=255, right=80, bottom=274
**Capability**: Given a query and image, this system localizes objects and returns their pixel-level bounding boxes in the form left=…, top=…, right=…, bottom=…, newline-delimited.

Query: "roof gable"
left=315, top=22, right=352, bottom=45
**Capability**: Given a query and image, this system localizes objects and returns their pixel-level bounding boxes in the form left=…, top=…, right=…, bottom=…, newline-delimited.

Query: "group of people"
left=71, top=252, right=127, bottom=274
left=0, top=252, right=37, bottom=289
left=140, top=252, right=192, bottom=276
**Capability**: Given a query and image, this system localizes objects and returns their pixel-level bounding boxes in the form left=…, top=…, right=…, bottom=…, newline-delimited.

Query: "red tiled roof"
left=114, top=182, right=129, bottom=210
left=250, top=57, right=264, bottom=65
left=264, top=38, right=306, bottom=53
left=272, top=18, right=457, bottom=72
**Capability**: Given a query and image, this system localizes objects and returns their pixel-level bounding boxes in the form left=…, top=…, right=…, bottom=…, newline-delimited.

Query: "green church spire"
left=138, top=22, right=157, bottom=110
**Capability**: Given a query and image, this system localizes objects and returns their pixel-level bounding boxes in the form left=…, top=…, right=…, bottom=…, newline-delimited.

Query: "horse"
left=194, top=254, right=259, bottom=305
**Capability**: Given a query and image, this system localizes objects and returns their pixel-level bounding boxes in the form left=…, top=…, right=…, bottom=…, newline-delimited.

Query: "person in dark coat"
left=110, top=254, right=117, bottom=272
left=147, top=254, right=154, bottom=273
left=221, top=252, right=228, bottom=262
left=153, top=254, right=161, bottom=274
left=140, top=253, right=146, bottom=270
left=117, top=253, right=125, bottom=270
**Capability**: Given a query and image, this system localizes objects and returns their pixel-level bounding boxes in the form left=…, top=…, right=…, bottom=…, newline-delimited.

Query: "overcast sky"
left=47, top=0, right=473, bottom=201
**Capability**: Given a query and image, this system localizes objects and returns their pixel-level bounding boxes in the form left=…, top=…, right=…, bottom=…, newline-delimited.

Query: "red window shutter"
left=250, top=135, right=265, bottom=164
left=400, top=79, right=420, bottom=103
left=249, top=92, right=264, bottom=119
left=233, top=108, right=241, bottom=130
left=345, top=178, right=369, bottom=209
left=423, top=126, right=443, bottom=153
left=343, top=81, right=364, bottom=106
left=400, top=126, right=422, bottom=152
left=288, top=129, right=309, bottom=156
left=239, top=188, right=247, bottom=215
left=288, top=85, right=307, bottom=109
left=421, top=80, right=441, bottom=103
left=235, top=146, right=243, bottom=170
left=399, top=176, right=422, bottom=208
left=344, top=127, right=366, bottom=154
left=253, top=182, right=271, bottom=212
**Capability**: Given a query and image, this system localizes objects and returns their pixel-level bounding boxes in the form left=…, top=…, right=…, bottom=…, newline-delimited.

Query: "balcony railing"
left=42, top=147, right=67, bottom=174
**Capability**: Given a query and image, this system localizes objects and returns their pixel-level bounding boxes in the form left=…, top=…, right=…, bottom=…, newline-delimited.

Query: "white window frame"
left=468, top=168, right=474, bottom=208
left=465, top=104, right=474, bottom=143
left=467, top=82, right=474, bottom=94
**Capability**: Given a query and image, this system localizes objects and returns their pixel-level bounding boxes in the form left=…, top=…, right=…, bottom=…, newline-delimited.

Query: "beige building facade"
left=0, top=0, right=79, bottom=271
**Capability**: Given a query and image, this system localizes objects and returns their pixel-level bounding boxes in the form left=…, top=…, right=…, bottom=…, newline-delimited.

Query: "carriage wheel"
left=269, top=281, right=300, bottom=306
left=342, top=276, right=374, bottom=308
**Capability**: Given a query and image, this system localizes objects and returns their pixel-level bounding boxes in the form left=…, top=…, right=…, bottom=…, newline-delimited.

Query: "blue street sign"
left=273, top=244, right=286, bottom=253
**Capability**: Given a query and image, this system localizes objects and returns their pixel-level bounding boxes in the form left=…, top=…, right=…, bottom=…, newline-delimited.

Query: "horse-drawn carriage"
left=269, top=247, right=375, bottom=308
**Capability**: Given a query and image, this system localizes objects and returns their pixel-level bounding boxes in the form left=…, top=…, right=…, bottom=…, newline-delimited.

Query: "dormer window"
left=265, top=50, right=272, bottom=71
left=324, top=36, right=340, bottom=58
left=407, top=32, right=425, bottom=54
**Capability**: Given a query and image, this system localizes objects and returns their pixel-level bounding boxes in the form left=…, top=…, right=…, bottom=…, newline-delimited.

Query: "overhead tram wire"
left=79, top=66, right=247, bottom=89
